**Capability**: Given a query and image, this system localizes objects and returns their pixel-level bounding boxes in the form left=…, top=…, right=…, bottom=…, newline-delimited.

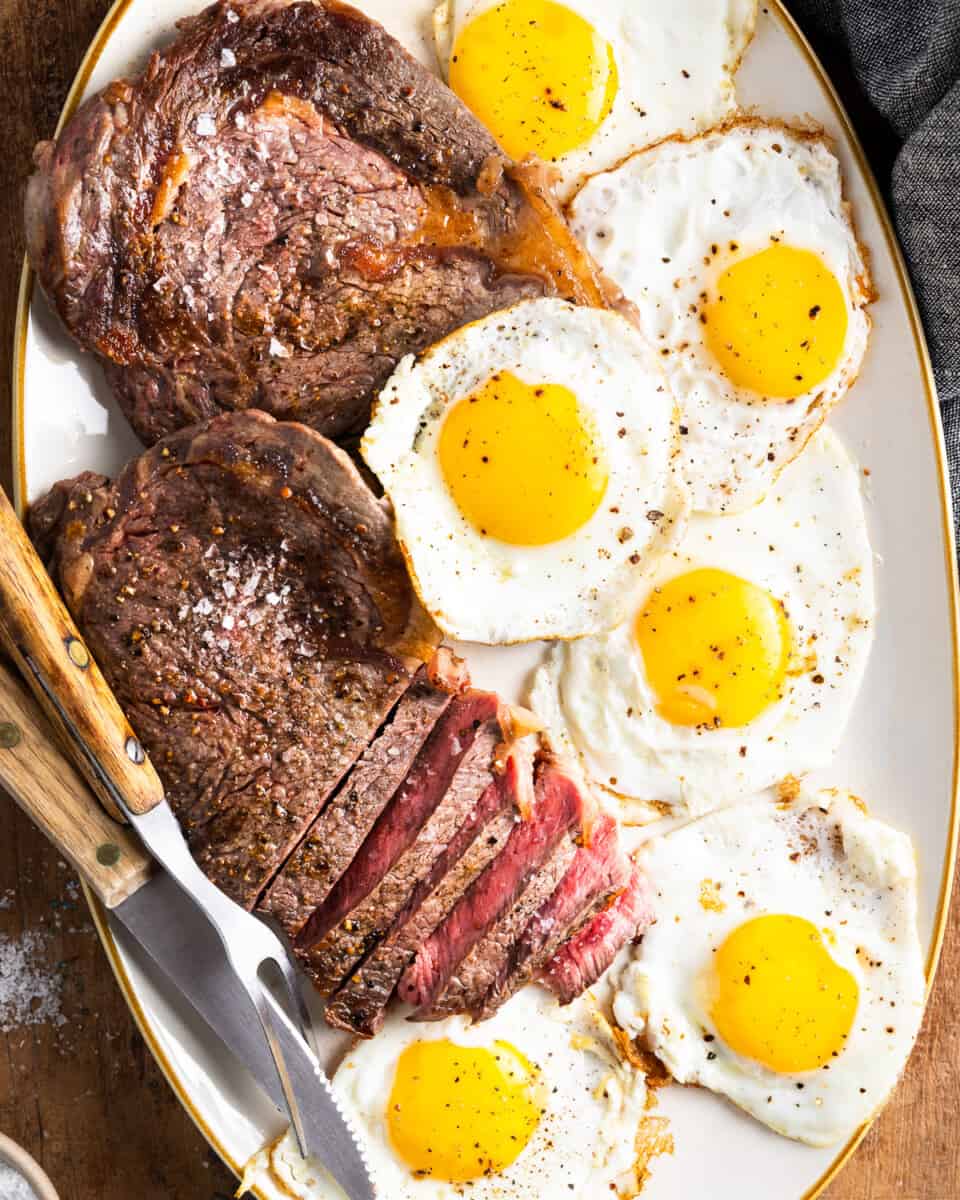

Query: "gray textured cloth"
left=791, top=0, right=960, bottom=529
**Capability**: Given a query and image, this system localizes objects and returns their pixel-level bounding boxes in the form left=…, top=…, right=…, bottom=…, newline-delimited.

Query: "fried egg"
left=242, top=989, right=655, bottom=1198
left=531, top=428, right=874, bottom=816
left=362, top=298, right=687, bottom=644
left=570, top=120, right=873, bottom=512
left=433, top=0, right=757, bottom=199
left=614, top=788, right=925, bottom=1145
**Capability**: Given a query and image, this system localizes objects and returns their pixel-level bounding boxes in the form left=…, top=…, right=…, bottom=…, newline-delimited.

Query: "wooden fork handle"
left=0, top=656, right=151, bottom=907
left=0, top=483, right=164, bottom=821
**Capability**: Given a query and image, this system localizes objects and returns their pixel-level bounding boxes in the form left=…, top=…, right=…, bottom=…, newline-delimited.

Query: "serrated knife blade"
left=110, top=873, right=373, bottom=1199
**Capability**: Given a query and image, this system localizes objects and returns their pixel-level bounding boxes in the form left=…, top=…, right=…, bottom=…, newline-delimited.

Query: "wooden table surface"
left=0, top=2, right=957, bottom=1198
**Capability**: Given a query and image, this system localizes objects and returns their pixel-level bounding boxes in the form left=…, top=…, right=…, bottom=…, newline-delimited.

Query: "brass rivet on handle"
left=96, top=843, right=122, bottom=867
left=125, top=736, right=146, bottom=764
left=0, top=721, right=22, bottom=749
left=65, top=636, right=90, bottom=669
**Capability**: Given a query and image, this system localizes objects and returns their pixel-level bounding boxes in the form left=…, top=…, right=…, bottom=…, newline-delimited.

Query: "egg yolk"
left=634, top=567, right=791, bottom=728
left=449, top=0, right=618, bottom=162
left=703, top=244, right=848, bottom=399
left=386, top=1039, right=543, bottom=1181
left=709, top=914, right=859, bottom=1073
left=438, top=371, right=608, bottom=545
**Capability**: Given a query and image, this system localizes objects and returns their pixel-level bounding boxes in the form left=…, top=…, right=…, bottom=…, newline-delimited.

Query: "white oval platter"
left=12, top=2, right=959, bottom=1198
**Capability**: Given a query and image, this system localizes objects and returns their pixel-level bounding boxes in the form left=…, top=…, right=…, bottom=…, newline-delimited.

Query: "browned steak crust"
left=26, top=0, right=603, bottom=446
left=29, top=410, right=432, bottom=907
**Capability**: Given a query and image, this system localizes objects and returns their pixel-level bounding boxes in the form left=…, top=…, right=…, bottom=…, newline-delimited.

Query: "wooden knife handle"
left=0, top=656, right=151, bottom=907
left=0, top=484, right=164, bottom=820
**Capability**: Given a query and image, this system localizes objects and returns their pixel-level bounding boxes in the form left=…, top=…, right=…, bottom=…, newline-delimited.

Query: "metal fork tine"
left=104, top=792, right=375, bottom=1197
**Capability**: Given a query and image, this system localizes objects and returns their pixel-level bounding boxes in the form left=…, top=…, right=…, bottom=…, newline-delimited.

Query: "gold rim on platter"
left=9, top=2, right=960, bottom=1197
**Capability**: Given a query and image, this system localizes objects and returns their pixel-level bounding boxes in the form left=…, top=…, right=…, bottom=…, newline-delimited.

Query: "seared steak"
left=399, top=755, right=587, bottom=1018
left=29, top=410, right=432, bottom=906
left=26, top=0, right=605, bottom=447
left=542, top=867, right=654, bottom=1005
left=293, top=690, right=503, bottom=994
left=260, top=648, right=464, bottom=940
left=477, top=810, right=632, bottom=1019
left=324, top=742, right=528, bottom=1036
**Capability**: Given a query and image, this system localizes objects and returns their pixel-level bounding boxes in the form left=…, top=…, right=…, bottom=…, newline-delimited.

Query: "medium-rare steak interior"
left=26, top=0, right=606, bottom=448
left=30, top=410, right=432, bottom=907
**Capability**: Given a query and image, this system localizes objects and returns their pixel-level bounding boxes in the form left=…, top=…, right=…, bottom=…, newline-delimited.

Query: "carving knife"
left=0, top=484, right=375, bottom=1200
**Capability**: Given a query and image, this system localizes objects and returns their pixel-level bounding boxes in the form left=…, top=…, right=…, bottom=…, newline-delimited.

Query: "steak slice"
left=259, top=648, right=465, bottom=941
left=294, top=690, right=504, bottom=994
left=476, top=810, right=632, bottom=1020
left=541, top=867, right=654, bottom=1005
left=324, top=742, right=530, bottom=1037
left=26, top=0, right=605, bottom=447
left=29, top=410, right=433, bottom=907
left=421, top=831, right=579, bottom=1020
left=399, top=754, right=588, bottom=1018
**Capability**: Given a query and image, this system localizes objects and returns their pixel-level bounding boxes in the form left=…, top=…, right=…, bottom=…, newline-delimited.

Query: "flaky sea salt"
left=0, top=932, right=64, bottom=1034
left=220, top=47, right=237, bottom=68
left=269, top=337, right=291, bottom=359
left=0, top=1161, right=38, bottom=1200
left=195, top=113, right=216, bottom=137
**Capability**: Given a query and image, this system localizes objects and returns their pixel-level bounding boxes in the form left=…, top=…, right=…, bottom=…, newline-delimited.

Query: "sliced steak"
left=26, top=0, right=605, bottom=447
left=399, top=754, right=587, bottom=1018
left=260, top=648, right=465, bottom=941
left=29, top=410, right=432, bottom=906
left=476, top=811, right=632, bottom=1019
left=294, top=690, right=503, bottom=994
left=324, top=742, right=530, bottom=1036
left=422, top=831, right=579, bottom=1020
left=541, top=867, right=654, bottom=1005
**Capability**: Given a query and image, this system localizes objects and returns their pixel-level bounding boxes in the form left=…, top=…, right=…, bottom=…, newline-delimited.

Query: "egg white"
left=570, top=120, right=873, bottom=512
left=614, top=787, right=925, bottom=1145
left=241, top=989, right=653, bottom=1198
left=531, top=427, right=875, bottom=817
left=362, top=298, right=688, bottom=644
left=435, top=0, right=757, bottom=199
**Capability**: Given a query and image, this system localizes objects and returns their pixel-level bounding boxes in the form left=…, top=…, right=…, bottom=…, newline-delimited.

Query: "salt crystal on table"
left=0, top=1161, right=38, bottom=1200
left=0, top=932, right=63, bottom=1033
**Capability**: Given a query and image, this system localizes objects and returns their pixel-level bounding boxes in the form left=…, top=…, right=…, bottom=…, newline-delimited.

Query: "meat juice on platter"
left=21, top=0, right=933, bottom=1197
